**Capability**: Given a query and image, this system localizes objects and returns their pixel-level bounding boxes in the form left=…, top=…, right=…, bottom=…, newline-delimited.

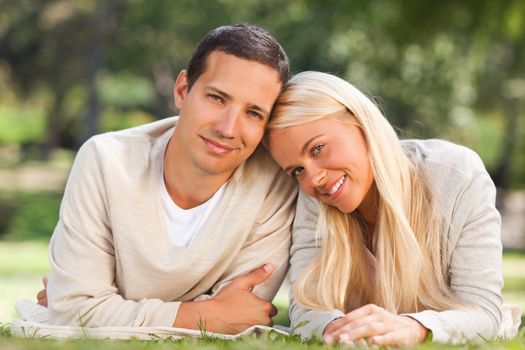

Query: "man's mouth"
left=201, top=136, right=236, bottom=154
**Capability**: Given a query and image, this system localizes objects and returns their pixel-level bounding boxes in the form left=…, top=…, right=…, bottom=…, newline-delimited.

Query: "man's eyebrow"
left=284, top=134, right=324, bottom=173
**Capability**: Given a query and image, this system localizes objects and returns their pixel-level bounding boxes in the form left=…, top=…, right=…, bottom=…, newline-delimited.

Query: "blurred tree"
left=0, top=0, right=523, bottom=188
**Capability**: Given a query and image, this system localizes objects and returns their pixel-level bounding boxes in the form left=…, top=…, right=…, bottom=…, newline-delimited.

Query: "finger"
left=37, top=289, right=48, bottom=307
left=325, top=305, right=384, bottom=336
left=339, top=320, right=388, bottom=342
left=36, top=289, right=46, bottom=300
left=269, top=303, right=278, bottom=318
left=231, top=264, right=274, bottom=290
left=42, top=275, right=48, bottom=287
left=337, top=333, right=355, bottom=346
left=328, top=313, right=391, bottom=340
left=368, top=331, right=403, bottom=346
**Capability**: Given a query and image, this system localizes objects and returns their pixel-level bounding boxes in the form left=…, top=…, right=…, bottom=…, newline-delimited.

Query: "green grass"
left=0, top=329, right=523, bottom=349
left=0, top=242, right=50, bottom=275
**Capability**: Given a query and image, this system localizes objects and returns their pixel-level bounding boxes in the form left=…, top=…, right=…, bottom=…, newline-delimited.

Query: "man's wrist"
left=173, top=300, right=218, bottom=330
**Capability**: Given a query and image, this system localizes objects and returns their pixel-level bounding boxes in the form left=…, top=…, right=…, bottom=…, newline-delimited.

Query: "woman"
left=266, top=71, right=520, bottom=346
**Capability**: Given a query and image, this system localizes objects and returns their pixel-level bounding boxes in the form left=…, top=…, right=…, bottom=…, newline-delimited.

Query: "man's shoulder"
left=82, top=117, right=177, bottom=158
left=73, top=117, right=176, bottom=176
left=89, top=117, right=176, bottom=145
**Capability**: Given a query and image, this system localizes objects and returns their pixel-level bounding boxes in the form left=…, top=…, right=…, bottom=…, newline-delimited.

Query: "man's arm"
left=47, top=138, right=183, bottom=327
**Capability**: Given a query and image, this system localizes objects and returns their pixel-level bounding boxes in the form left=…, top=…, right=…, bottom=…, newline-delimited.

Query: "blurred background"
left=0, top=0, right=524, bottom=326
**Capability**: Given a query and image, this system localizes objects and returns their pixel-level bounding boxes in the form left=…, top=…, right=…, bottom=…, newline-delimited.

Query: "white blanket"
left=12, top=299, right=289, bottom=340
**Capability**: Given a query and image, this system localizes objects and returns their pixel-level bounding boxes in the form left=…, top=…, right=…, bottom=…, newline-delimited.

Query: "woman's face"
left=268, top=117, right=375, bottom=214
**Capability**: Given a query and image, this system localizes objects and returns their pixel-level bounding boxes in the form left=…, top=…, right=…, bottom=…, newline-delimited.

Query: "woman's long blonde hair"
left=268, top=71, right=459, bottom=314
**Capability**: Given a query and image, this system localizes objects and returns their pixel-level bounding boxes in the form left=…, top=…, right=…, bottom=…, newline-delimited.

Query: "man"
left=35, top=24, right=297, bottom=335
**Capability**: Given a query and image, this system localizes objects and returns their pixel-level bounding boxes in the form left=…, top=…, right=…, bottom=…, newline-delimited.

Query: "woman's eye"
left=311, top=144, right=325, bottom=156
left=291, top=167, right=304, bottom=177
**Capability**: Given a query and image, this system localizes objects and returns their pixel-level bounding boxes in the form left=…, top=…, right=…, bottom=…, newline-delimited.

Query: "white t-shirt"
left=161, top=172, right=227, bottom=247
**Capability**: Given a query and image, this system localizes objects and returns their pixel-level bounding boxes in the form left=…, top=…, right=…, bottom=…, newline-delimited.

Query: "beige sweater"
left=47, top=117, right=297, bottom=327
left=290, top=139, right=504, bottom=343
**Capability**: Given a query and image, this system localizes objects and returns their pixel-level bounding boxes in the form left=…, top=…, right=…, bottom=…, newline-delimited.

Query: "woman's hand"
left=323, top=304, right=429, bottom=346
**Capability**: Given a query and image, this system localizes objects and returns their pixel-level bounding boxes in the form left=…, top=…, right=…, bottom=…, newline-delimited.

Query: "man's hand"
left=36, top=276, right=48, bottom=307
left=323, top=304, right=428, bottom=346
left=173, top=263, right=277, bottom=334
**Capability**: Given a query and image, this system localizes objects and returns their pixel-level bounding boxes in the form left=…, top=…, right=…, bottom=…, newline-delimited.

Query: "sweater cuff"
left=294, top=309, right=345, bottom=339
left=142, top=300, right=181, bottom=327
left=403, top=310, right=451, bottom=344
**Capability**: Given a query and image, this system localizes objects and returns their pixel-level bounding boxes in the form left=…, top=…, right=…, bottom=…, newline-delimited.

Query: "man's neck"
left=163, top=136, right=233, bottom=210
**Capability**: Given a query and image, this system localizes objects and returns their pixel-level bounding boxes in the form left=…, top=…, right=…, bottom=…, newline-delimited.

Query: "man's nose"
left=215, top=107, right=241, bottom=138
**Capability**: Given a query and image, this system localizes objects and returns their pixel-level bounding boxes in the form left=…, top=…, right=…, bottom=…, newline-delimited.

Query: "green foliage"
left=98, top=73, right=156, bottom=108
left=0, top=0, right=524, bottom=186
left=100, top=110, right=155, bottom=133
left=0, top=106, right=46, bottom=144
left=0, top=191, right=61, bottom=242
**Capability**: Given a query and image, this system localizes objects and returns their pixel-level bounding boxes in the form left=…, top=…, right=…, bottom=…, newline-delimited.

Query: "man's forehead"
left=198, top=53, right=282, bottom=106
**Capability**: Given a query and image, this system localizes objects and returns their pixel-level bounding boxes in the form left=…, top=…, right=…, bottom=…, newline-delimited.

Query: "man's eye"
left=311, top=144, right=325, bottom=156
left=209, top=94, right=224, bottom=103
left=291, top=167, right=304, bottom=177
left=248, top=110, right=264, bottom=120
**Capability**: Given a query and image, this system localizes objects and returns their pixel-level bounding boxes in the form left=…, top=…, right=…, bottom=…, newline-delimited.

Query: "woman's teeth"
left=328, top=176, right=345, bottom=195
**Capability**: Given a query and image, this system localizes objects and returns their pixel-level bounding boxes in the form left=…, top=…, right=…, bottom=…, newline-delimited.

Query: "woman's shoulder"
left=401, top=139, right=487, bottom=180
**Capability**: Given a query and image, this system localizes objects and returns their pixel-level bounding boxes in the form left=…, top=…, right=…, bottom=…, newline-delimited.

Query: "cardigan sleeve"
left=288, top=191, right=345, bottom=339
left=404, top=170, right=503, bottom=343
left=47, top=138, right=181, bottom=327
left=195, top=170, right=298, bottom=303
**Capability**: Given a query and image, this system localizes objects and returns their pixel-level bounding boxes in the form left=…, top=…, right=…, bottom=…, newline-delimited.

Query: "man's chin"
left=195, top=161, right=238, bottom=178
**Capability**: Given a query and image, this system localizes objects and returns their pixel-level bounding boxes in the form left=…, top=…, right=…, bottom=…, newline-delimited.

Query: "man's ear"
left=173, top=70, right=189, bottom=109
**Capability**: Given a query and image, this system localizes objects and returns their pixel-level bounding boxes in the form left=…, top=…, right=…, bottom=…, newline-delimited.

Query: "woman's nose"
left=310, top=168, right=327, bottom=187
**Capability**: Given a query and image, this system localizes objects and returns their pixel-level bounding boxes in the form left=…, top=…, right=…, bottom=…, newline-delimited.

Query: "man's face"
left=173, top=51, right=282, bottom=178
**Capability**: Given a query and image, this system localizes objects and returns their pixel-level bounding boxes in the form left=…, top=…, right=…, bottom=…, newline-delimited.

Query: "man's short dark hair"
left=186, top=24, right=290, bottom=90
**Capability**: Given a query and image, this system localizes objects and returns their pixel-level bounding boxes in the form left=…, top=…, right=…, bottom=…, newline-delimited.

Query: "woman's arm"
left=289, top=191, right=345, bottom=339
left=404, top=169, right=503, bottom=343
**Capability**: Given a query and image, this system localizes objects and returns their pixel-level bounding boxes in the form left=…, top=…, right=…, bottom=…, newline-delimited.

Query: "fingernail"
left=263, top=263, right=273, bottom=272
left=356, top=338, right=367, bottom=346
left=341, top=339, right=355, bottom=346
left=339, top=334, right=355, bottom=346
left=323, top=335, right=334, bottom=344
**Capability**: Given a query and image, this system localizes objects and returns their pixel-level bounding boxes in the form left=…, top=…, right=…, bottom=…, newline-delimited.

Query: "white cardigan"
left=289, top=139, right=509, bottom=343
left=46, top=117, right=297, bottom=327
